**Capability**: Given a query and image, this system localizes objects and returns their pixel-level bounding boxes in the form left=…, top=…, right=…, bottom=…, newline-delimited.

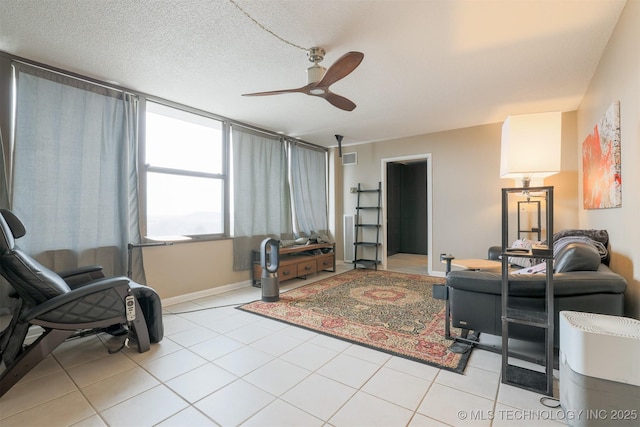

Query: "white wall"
left=336, top=115, right=579, bottom=276
left=142, top=238, right=249, bottom=300
left=576, top=0, right=639, bottom=318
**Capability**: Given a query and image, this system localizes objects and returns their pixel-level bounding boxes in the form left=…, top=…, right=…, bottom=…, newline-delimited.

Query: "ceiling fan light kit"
left=307, top=65, right=327, bottom=88
left=307, top=47, right=327, bottom=88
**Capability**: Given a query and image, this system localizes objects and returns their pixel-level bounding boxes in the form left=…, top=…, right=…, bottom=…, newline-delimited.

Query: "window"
left=144, top=101, right=227, bottom=239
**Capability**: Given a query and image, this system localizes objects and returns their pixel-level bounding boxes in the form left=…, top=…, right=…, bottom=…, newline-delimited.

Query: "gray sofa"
left=446, top=230, right=627, bottom=347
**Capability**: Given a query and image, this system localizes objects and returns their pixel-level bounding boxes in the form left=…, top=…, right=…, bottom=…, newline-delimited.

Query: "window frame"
left=1, top=53, right=330, bottom=248
left=139, top=98, right=230, bottom=241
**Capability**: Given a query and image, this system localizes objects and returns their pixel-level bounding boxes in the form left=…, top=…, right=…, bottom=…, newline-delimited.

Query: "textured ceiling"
left=0, top=0, right=627, bottom=148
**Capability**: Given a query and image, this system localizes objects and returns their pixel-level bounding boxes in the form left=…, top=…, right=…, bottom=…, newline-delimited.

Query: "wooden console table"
left=251, top=242, right=336, bottom=287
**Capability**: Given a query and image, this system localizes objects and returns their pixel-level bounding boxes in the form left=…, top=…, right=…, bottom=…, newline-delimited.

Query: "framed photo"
left=582, top=101, right=621, bottom=209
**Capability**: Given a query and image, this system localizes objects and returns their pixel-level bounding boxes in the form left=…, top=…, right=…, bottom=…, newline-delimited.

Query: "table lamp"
left=500, top=111, right=562, bottom=188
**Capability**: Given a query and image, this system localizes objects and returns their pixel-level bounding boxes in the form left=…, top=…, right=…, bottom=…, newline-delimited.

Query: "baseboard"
left=161, top=279, right=252, bottom=307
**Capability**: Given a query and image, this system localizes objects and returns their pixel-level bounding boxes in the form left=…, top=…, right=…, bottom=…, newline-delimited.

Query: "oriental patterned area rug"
left=237, top=269, right=473, bottom=373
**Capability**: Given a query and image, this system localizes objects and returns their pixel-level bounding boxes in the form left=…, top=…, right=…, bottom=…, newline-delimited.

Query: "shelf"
left=505, top=308, right=550, bottom=327
left=278, top=242, right=334, bottom=255
left=503, top=364, right=549, bottom=395
left=502, top=250, right=553, bottom=259
left=531, top=245, right=553, bottom=257
left=517, top=200, right=541, bottom=240
left=353, top=182, right=382, bottom=270
left=501, top=186, right=554, bottom=397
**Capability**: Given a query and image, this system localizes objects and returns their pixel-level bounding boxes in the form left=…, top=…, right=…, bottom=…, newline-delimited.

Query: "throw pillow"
left=554, top=242, right=601, bottom=272
left=550, top=229, right=610, bottom=265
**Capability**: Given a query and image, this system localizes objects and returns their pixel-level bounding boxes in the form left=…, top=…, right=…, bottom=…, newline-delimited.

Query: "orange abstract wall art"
left=582, top=101, right=621, bottom=209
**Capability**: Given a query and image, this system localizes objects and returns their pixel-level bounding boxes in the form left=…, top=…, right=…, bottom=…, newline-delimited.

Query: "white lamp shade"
left=500, top=112, right=562, bottom=183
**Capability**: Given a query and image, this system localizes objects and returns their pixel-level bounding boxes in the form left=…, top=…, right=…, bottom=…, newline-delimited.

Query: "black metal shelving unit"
left=517, top=199, right=542, bottom=240
left=353, top=182, right=382, bottom=269
left=501, top=186, right=554, bottom=396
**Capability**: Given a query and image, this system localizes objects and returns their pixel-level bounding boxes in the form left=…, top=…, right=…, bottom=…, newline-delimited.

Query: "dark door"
left=386, top=162, right=402, bottom=256
left=387, top=160, right=428, bottom=255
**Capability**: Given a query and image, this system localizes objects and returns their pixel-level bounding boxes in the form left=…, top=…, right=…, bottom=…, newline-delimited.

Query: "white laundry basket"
left=559, top=311, right=640, bottom=427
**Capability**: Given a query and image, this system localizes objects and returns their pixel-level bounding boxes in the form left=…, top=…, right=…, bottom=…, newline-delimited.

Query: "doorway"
left=387, top=160, right=428, bottom=256
left=381, top=154, right=433, bottom=274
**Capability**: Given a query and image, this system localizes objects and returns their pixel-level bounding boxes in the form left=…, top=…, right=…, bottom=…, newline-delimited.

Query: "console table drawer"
left=279, top=264, right=298, bottom=281
left=317, top=254, right=334, bottom=271
left=297, top=259, right=317, bottom=276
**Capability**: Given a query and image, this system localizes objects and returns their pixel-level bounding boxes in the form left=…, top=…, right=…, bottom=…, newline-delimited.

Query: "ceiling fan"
left=242, top=47, right=364, bottom=111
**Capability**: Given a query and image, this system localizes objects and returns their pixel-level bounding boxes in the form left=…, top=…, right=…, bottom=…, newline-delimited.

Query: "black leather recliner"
left=446, top=231, right=627, bottom=348
left=0, top=209, right=163, bottom=397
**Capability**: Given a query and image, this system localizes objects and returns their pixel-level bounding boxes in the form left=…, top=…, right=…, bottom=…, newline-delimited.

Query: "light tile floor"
left=0, top=264, right=566, bottom=426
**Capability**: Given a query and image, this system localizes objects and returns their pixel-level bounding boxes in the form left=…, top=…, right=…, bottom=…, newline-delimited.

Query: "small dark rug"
left=237, top=269, right=473, bottom=373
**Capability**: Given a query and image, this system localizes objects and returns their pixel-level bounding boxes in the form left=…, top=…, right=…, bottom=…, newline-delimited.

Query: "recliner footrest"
left=129, top=283, right=163, bottom=343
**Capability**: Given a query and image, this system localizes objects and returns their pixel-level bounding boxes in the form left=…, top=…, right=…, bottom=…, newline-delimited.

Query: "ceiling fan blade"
left=242, top=51, right=362, bottom=111
left=316, top=51, right=364, bottom=88
left=242, top=85, right=312, bottom=97
left=319, top=91, right=357, bottom=111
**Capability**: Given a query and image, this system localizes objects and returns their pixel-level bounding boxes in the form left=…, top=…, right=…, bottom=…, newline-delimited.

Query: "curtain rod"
left=0, top=51, right=326, bottom=152
left=230, top=122, right=326, bottom=152
left=3, top=52, right=136, bottom=97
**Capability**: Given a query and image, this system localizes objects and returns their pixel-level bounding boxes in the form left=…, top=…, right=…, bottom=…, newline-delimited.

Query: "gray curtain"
left=11, top=63, right=145, bottom=281
left=290, top=142, right=329, bottom=237
left=232, top=126, right=292, bottom=271
left=0, top=127, right=10, bottom=315
left=0, top=127, right=8, bottom=209
left=0, top=55, right=11, bottom=211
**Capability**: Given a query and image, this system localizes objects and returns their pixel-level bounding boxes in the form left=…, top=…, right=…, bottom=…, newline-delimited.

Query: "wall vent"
left=342, top=152, right=357, bottom=166
left=343, top=215, right=355, bottom=262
